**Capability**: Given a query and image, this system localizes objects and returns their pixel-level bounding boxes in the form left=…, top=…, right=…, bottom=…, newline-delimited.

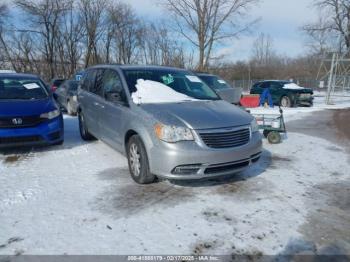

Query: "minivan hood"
left=0, top=98, right=57, bottom=117
left=140, top=100, right=253, bottom=130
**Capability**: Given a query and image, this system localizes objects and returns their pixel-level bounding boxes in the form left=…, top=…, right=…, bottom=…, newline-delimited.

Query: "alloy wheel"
left=129, top=143, right=141, bottom=177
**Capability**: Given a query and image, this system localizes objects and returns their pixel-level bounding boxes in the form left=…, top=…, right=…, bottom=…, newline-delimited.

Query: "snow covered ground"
left=0, top=93, right=350, bottom=256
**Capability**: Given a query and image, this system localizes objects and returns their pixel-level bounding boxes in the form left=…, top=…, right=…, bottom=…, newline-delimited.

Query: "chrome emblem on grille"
left=12, top=118, right=23, bottom=125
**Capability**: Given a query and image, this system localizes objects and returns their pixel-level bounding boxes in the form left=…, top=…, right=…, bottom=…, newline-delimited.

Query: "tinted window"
left=102, top=69, right=126, bottom=103
left=270, top=82, right=282, bottom=89
left=52, top=79, right=65, bottom=87
left=122, top=69, right=219, bottom=101
left=81, top=69, right=96, bottom=91
left=91, top=69, right=104, bottom=97
left=199, top=75, right=231, bottom=90
left=0, top=76, right=48, bottom=100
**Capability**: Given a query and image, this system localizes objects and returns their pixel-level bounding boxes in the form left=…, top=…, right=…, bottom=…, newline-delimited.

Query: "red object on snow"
left=240, top=95, right=260, bottom=108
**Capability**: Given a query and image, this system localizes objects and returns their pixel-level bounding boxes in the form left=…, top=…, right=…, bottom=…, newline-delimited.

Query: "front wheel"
left=78, top=112, right=95, bottom=141
left=280, top=96, right=292, bottom=108
left=127, top=135, right=155, bottom=184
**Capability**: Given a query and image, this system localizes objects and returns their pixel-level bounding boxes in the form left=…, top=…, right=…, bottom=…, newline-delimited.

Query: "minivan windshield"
left=122, top=69, right=219, bottom=101
left=0, top=76, right=48, bottom=100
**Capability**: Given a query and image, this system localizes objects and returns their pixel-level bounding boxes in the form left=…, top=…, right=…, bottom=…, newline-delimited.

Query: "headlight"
left=40, top=109, right=60, bottom=119
left=250, top=119, right=259, bottom=133
left=154, top=123, right=194, bottom=143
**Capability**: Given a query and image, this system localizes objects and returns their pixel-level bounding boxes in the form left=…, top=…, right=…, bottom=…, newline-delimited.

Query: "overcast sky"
left=122, top=0, right=318, bottom=61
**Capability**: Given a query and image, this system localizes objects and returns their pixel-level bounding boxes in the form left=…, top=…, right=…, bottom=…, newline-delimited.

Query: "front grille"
left=0, top=135, right=43, bottom=144
left=0, top=116, right=46, bottom=128
left=204, top=160, right=250, bottom=174
left=199, top=127, right=250, bottom=148
left=299, top=93, right=311, bottom=99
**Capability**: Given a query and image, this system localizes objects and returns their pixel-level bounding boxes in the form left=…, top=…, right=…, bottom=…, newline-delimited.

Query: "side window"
left=102, top=69, right=127, bottom=104
left=270, top=82, right=281, bottom=90
left=261, top=82, right=270, bottom=89
left=81, top=69, right=96, bottom=91
left=91, top=69, right=104, bottom=97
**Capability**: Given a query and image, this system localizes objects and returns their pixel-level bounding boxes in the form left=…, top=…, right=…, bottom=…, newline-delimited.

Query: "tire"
left=280, top=96, right=292, bottom=108
left=127, top=135, right=155, bottom=184
left=267, top=131, right=281, bottom=144
left=67, top=100, right=76, bottom=116
left=263, top=130, right=270, bottom=138
left=78, top=112, right=95, bottom=141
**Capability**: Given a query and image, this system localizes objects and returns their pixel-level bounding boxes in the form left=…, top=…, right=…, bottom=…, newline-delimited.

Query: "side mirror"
left=105, top=91, right=125, bottom=104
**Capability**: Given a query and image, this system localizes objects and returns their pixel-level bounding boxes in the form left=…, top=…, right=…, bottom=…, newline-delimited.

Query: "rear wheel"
left=127, top=135, right=155, bottom=184
left=267, top=131, right=281, bottom=144
left=280, top=96, right=292, bottom=108
left=78, top=112, right=95, bottom=141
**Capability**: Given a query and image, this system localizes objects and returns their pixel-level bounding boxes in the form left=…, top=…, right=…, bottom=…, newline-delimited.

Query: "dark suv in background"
left=250, top=80, right=314, bottom=107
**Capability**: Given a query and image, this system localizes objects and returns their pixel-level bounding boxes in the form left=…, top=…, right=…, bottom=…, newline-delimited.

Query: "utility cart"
left=252, top=108, right=286, bottom=144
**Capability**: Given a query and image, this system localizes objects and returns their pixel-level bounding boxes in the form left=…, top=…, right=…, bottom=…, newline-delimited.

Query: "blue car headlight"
left=40, top=109, right=60, bottom=119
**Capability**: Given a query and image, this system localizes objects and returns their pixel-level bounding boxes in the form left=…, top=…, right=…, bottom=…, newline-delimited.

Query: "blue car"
left=0, top=73, right=64, bottom=148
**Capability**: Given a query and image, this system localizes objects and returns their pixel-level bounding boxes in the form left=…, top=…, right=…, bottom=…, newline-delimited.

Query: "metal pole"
left=326, top=53, right=336, bottom=105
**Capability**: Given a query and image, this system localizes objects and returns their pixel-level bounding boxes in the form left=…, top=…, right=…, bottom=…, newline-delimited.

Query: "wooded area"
left=0, top=0, right=350, bottom=84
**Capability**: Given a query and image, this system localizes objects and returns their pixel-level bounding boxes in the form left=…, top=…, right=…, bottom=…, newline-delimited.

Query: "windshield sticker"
left=161, top=74, right=174, bottom=85
left=23, top=83, right=40, bottom=89
left=218, top=80, right=226, bottom=84
left=185, top=75, right=202, bottom=83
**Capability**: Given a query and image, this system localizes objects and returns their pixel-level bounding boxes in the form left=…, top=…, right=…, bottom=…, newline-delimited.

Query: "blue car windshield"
left=0, top=77, right=48, bottom=100
left=122, top=69, right=219, bottom=101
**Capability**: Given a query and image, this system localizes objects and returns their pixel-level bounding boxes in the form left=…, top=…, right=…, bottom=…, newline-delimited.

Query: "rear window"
left=52, top=79, right=65, bottom=87
left=0, top=77, right=48, bottom=100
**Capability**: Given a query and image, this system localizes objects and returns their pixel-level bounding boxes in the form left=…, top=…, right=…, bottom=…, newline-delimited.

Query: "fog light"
left=172, top=164, right=202, bottom=175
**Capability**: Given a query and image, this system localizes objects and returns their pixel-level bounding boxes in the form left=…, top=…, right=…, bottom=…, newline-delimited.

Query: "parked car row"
left=0, top=66, right=262, bottom=184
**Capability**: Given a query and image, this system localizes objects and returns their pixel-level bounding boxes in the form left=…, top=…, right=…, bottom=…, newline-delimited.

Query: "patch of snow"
left=131, top=79, right=198, bottom=104
left=283, top=83, right=305, bottom=90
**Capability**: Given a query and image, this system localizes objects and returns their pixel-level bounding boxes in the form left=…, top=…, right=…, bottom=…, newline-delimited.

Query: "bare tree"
left=59, top=0, right=84, bottom=76
left=107, top=2, right=143, bottom=64
left=15, top=0, right=71, bottom=78
left=163, top=0, right=259, bottom=70
left=0, top=3, right=17, bottom=70
left=78, top=0, right=107, bottom=67
left=251, top=33, right=275, bottom=65
left=304, top=0, right=350, bottom=55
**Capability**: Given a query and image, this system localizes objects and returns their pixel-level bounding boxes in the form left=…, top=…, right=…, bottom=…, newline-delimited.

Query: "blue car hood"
left=0, top=98, right=57, bottom=117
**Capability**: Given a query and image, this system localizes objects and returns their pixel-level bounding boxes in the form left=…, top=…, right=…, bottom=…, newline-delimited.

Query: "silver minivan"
left=78, top=65, right=262, bottom=184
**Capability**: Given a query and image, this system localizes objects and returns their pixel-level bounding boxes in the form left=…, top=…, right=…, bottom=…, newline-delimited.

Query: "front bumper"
left=0, top=116, right=64, bottom=148
left=149, top=131, right=262, bottom=180
left=297, top=96, right=313, bottom=106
